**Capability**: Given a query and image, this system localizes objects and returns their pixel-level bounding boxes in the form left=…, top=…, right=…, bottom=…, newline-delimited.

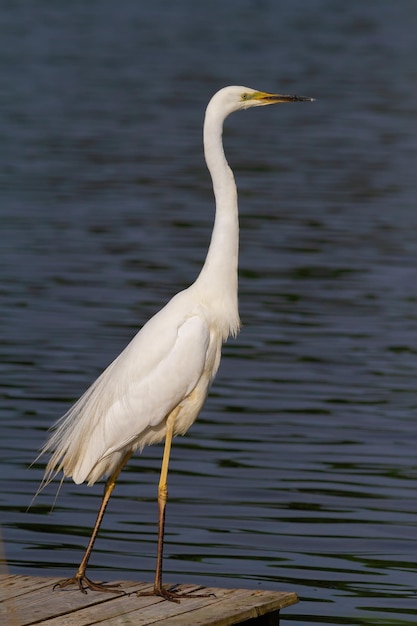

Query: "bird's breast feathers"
left=89, top=303, right=223, bottom=462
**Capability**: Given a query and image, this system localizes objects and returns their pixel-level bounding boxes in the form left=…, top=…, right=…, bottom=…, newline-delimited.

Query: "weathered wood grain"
left=0, top=575, right=298, bottom=625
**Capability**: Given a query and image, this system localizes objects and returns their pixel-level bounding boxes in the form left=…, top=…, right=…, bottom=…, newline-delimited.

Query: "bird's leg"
left=153, top=411, right=175, bottom=599
left=137, top=411, right=176, bottom=601
left=53, top=451, right=132, bottom=594
left=138, top=410, right=213, bottom=603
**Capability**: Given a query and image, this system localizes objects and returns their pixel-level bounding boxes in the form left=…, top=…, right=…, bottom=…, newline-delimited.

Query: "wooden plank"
left=122, top=587, right=297, bottom=626
left=1, top=576, right=142, bottom=626
left=38, top=585, right=229, bottom=626
left=0, top=575, right=298, bottom=626
left=0, top=574, right=52, bottom=599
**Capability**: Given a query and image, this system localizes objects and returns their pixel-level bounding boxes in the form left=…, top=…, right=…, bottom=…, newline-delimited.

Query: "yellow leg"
left=53, top=450, right=132, bottom=594
left=153, top=410, right=176, bottom=598
left=138, top=409, right=213, bottom=603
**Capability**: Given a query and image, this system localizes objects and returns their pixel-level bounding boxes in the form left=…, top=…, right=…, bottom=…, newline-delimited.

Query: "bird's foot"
left=138, top=584, right=215, bottom=604
left=53, top=573, right=126, bottom=595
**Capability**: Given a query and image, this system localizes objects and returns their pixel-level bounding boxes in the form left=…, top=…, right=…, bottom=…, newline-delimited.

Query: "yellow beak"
left=254, top=91, right=315, bottom=104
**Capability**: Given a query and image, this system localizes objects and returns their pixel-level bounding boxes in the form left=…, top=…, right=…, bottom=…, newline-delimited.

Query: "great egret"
left=37, top=86, right=313, bottom=601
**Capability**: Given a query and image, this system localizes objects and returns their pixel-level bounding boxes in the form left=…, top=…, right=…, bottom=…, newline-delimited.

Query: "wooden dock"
left=1, top=574, right=298, bottom=625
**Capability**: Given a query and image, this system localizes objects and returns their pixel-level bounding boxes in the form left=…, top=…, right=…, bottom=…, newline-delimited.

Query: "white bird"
left=37, top=85, right=313, bottom=601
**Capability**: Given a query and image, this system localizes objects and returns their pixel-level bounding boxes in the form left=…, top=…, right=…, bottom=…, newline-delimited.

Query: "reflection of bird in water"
left=37, top=85, right=314, bottom=601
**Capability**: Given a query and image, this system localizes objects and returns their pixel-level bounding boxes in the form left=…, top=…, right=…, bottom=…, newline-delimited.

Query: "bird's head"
left=208, top=85, right=314, bottom=118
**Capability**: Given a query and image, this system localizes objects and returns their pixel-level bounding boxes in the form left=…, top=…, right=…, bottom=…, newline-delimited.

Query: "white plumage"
left=37, top=85, right=313, bottom=598
left=44, top=295, right=226, bottom=486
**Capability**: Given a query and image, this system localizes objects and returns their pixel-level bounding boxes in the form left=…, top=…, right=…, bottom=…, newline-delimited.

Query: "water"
left=1, top=1, right=417, bottom=623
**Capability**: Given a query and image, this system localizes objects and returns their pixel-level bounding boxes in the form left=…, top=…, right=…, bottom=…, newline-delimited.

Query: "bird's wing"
left=73, top=312, right=211, bottom=480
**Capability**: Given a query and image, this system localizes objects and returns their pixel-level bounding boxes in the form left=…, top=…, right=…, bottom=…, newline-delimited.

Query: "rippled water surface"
left=2, top=2, right=417, bottom=624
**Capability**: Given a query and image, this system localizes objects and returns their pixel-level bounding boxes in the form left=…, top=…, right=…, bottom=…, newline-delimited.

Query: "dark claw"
left=137, top=585, right=215, bottom=603
left=53, top=574, right=125, bottom=595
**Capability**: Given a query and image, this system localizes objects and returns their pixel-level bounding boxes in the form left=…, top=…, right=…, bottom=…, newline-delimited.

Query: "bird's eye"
left=241, top=93, right=250, bottom=101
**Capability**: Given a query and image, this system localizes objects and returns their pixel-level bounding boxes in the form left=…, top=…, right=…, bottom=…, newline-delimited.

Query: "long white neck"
left=195, top=102, right=240, bottom=338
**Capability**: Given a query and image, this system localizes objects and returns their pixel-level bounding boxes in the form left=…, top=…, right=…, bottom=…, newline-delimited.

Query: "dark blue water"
left=2, top=2, right=417, bottom=624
